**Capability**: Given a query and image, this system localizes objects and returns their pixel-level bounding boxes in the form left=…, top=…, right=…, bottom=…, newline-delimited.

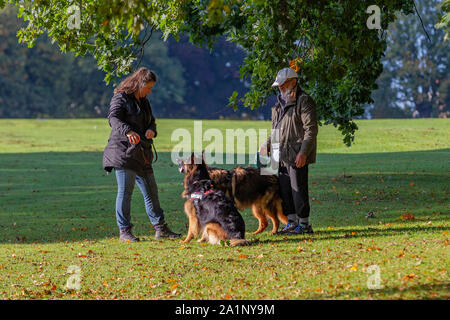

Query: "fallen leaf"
left=402, top=274, right=417, bottom=281
left=400, top=213, right=415, bottom=220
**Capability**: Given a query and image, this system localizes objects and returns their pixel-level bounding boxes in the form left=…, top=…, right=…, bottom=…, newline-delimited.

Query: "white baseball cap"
left=271, top=67, right=298, bottom=87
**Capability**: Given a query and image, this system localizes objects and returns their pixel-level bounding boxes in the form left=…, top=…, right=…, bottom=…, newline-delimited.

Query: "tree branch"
left=414, top=0, right=431, bottom=42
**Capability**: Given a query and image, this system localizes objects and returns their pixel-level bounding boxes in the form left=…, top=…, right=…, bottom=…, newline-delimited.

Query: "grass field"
left=0, top=118, right=448, bottom=300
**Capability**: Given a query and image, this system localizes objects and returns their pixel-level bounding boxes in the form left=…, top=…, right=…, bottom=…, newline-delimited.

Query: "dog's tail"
left=229, top=238, right=258, bottom=247
left=231, top=171, right=237, bottom=198
left=231, top=166, right=247, bottom=196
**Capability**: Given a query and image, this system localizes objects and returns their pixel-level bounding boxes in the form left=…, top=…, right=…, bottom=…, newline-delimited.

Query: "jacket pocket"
left=281, top=141, right=302, bottom=164
left=125, top=142, right=139, bottom=159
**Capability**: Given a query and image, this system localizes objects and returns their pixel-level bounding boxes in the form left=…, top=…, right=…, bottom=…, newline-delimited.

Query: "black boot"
left=119, top=227, right=140, bottom=242
left=154, top=222, right=181, bottom=240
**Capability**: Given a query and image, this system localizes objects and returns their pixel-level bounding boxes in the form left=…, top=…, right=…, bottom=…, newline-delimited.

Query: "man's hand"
left=126, top=130, right=140, bottom=145
left=145, top=129, right=156, bottom=139
left=259, top=144, right=268, bottom=157
left=295, top=152, right=307, bottom=168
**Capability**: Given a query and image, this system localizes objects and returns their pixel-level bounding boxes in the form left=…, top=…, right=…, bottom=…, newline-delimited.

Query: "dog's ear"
left=201, top=150, right=206, bottom=165
left=190, top=152, right=203, bottom=165
left=189, top=152, right=195, bottom=165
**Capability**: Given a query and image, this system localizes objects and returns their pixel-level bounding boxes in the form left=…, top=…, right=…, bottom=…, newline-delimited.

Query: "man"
left=259, top=67, right=318, bottom=234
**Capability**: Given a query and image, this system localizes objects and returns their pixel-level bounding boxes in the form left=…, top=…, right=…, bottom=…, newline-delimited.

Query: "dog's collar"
left=190, top=189, right=215, bottom=200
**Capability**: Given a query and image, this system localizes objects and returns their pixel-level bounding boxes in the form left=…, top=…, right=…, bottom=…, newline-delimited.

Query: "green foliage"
left=182, top=0, right=417, bottom=145
left=0, top=7, right=186, bottom=118
left=5, top=0, right=418, bottom=144
left=436, top=0, right=450, bottom=40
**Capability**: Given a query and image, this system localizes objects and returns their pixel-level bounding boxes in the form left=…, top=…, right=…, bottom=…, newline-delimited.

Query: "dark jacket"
left=102, top=92, right=157, bottom=174
left=265, top=86, right=318, bottom=167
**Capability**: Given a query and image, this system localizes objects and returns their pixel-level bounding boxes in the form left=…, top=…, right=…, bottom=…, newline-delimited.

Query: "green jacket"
left=266, top=86, right=318, bottom=167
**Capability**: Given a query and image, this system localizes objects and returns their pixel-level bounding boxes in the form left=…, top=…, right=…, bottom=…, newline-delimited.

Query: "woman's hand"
left=145, top=129, right=156, bottom=139
left=126, top=130, right=141, bottom=145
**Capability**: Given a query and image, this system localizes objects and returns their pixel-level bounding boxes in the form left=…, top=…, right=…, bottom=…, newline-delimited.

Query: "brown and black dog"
left=178, top=153, right=252, bottom=246
left=209, top=165, right=288, bottom=235
left=178, top=155, right=288, bottom=235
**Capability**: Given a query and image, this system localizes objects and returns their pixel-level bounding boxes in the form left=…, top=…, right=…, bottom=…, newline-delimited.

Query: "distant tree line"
left=0, top=1, right=448, bottom=120
left=0, top=6, right=261, bottom=120
left=370, top=0, right=449, bottom=118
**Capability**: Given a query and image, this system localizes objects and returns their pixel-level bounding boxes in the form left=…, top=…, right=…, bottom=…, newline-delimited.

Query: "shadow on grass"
left=0, top=149, right=448, bottom=244
left=258, top=224, right=450, bottom=244
left=307, top=281, right=449, bottom=300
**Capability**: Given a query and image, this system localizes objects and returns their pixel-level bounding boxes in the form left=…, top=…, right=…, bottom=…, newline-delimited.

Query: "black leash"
left=151, top=142, right=158, bottom=163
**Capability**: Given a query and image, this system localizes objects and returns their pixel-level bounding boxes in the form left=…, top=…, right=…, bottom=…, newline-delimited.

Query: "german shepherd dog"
left=178, top=157, right=288, bottom=235
left=178, top=153, right=251, bottom=246
left=211, top=165, right=288, bottom=235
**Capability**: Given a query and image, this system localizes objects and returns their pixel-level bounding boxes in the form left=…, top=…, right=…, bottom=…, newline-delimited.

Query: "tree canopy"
left=1, top=0, right=422, bottom=144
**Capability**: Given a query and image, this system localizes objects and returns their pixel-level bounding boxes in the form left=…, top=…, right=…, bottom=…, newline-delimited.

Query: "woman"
left=103, top=67, right=181, bottom=242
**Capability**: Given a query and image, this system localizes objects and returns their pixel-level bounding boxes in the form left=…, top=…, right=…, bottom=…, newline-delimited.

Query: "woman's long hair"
left=114, top=67, right=157, bottom=95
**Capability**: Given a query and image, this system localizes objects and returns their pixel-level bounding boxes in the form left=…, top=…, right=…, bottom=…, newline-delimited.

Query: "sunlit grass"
left=0, top=118, right=448, bottom=299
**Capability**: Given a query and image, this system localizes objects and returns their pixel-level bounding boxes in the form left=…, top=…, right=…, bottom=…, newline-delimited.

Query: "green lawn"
left=0, top=118, right=448, bottom=300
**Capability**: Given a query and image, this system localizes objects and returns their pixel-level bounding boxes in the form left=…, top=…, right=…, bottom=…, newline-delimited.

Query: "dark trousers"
left=278, top=164, right=310, bottom=223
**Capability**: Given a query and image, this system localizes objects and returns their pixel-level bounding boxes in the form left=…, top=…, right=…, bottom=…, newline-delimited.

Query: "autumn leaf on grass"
left=222, top=294, right=232, bottom=300
left=400, top=213, right=415, bottom=220
left=402, top=274, right=417, bottom=281
left=409, top=182, right=415, bottom=187
left=103, top=281, right=109, bottom=287
left=171, top=283, right=179, bottom=290
left=349, top=263, right=358, bottom=272
left=238, top=254, right=247, bottom=259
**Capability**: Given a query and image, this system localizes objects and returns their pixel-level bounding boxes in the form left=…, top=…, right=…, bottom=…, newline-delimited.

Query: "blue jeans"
left=114, top=168, right=165, bottom=229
